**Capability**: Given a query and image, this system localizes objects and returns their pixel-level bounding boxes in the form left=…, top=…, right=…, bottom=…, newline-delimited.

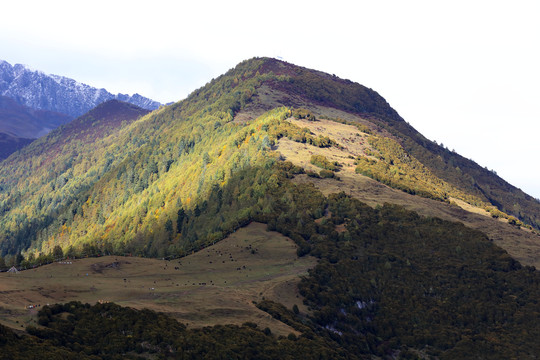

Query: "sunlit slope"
left=0, top=100, right=150, bottom=255
left=0, top=57, right=538, bottom=262
left=248, top=59, right=540, bottom=229
left=275, top=114, right=540, bottom=268
left=0, top=59, right=296, bottom=257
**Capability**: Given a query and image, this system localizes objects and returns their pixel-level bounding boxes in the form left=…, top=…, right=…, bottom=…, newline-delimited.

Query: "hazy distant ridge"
left=0, top=60, right=160, bottom=117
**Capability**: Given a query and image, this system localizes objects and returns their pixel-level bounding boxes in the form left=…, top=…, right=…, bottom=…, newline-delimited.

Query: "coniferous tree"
left=176, top=208, right=185, bottom=233
left=52, top=245, right=63, bottom=259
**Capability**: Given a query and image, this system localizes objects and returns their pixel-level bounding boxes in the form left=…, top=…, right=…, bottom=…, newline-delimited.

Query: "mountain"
left=0, top=95, right=72, bottom=139
left=0, top=99, right=150, bottom=255
left=239, top=59, right=540, bottom=230
left=0, top=57, right=539, bottom=358
left=0, top=60, right=160, bottom=159
left=0, top=132, right=33, bottom=160
left=0, top=59, right=161, bottom=118
left=1, top=55, right=538, bottom=265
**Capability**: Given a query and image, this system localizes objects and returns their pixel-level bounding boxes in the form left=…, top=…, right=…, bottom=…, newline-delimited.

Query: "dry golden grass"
left=287, top=117, right=372, bottom=158
left=276, top=117, right=540, bottom=269
left=0, top=223, right=316, bottom=335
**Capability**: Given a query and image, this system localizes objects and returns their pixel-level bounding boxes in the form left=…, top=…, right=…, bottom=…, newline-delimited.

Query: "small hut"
left=7, top=266, right=19, bottom=274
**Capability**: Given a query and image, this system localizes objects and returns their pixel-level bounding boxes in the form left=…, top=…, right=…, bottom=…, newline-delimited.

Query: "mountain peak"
left=65, top=99, right=150, bottom=135
left=84, top=98, right=150, bottom=119
left=217, top=57, right=401, bottom=124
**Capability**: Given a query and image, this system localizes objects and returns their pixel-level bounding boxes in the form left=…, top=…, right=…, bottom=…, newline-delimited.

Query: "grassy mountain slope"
left=230, top=58, right=540, bottom=229
left=393, top=121, right=540, bottom=229
left=267, top=59, right=540, bottom=229
left=275, top=115, right=540, bottom=268
left=0, top=222, right=315, bottom=336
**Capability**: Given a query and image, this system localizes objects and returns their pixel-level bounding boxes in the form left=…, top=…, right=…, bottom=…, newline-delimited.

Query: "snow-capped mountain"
left=0, top=60, right=161, bottom=118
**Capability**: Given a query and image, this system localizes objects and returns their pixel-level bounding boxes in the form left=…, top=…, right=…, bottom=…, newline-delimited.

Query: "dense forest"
left=0, top=301, right=352, bottom=360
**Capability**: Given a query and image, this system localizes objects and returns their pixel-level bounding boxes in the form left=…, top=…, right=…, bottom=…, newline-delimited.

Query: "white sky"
left=1, top=0, right=539, bottom=199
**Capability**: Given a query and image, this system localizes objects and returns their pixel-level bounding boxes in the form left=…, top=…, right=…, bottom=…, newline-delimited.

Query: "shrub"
left=292, top=108, right=316, bottom=121
left=306, top=170, right=321, bottom=178
left=310, top=155, right=340, bottom=171
left=319, top=169, right=336, bottom=179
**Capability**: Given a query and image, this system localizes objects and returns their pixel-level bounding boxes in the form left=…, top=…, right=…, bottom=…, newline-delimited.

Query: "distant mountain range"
left=0, top=60, right=161, bottom=159
left=0, top=60, right=161, bottom=118
left=0, top=95, right=72, bottom=138
left=0, top=131, right=33, bottom=160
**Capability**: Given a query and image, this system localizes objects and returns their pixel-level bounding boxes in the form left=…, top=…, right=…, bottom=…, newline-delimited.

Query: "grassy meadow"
left=0, top=222, right=315, bottom=336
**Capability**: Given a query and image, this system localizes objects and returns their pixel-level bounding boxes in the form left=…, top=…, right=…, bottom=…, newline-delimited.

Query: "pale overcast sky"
left=1, top=0, right=539, bottom=199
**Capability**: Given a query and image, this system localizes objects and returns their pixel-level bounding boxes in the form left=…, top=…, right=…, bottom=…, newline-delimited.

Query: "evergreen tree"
left=176, top=208, right=185, bottom=233
left=52, top=245, right=63, bottom=260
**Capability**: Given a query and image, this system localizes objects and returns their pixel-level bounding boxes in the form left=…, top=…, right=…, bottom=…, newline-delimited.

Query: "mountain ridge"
left=0, top=56, right=538, bottom=259
left=0, top=59, right=161, bottom=118
left=227, top=58, right=540, bottom=228
left=0, top=132, right=33, bottom=160
left=0, top=95, right=72, bottom=139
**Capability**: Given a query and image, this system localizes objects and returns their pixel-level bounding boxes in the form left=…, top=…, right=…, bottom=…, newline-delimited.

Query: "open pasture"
left=0, top=222, right=316, bottom=336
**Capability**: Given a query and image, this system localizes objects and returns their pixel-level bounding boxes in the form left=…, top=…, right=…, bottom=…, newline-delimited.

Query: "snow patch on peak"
left=93, top=88, right=104, bottom=103
left=13, top=63, right=43, bottom=77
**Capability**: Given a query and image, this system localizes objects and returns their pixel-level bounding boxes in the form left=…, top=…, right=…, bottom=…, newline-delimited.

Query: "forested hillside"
left=2, top=163, right=540, bottom=358
left=1, top=57, right=537, bottom=264
left=0, top=100, right=150, bottom=258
